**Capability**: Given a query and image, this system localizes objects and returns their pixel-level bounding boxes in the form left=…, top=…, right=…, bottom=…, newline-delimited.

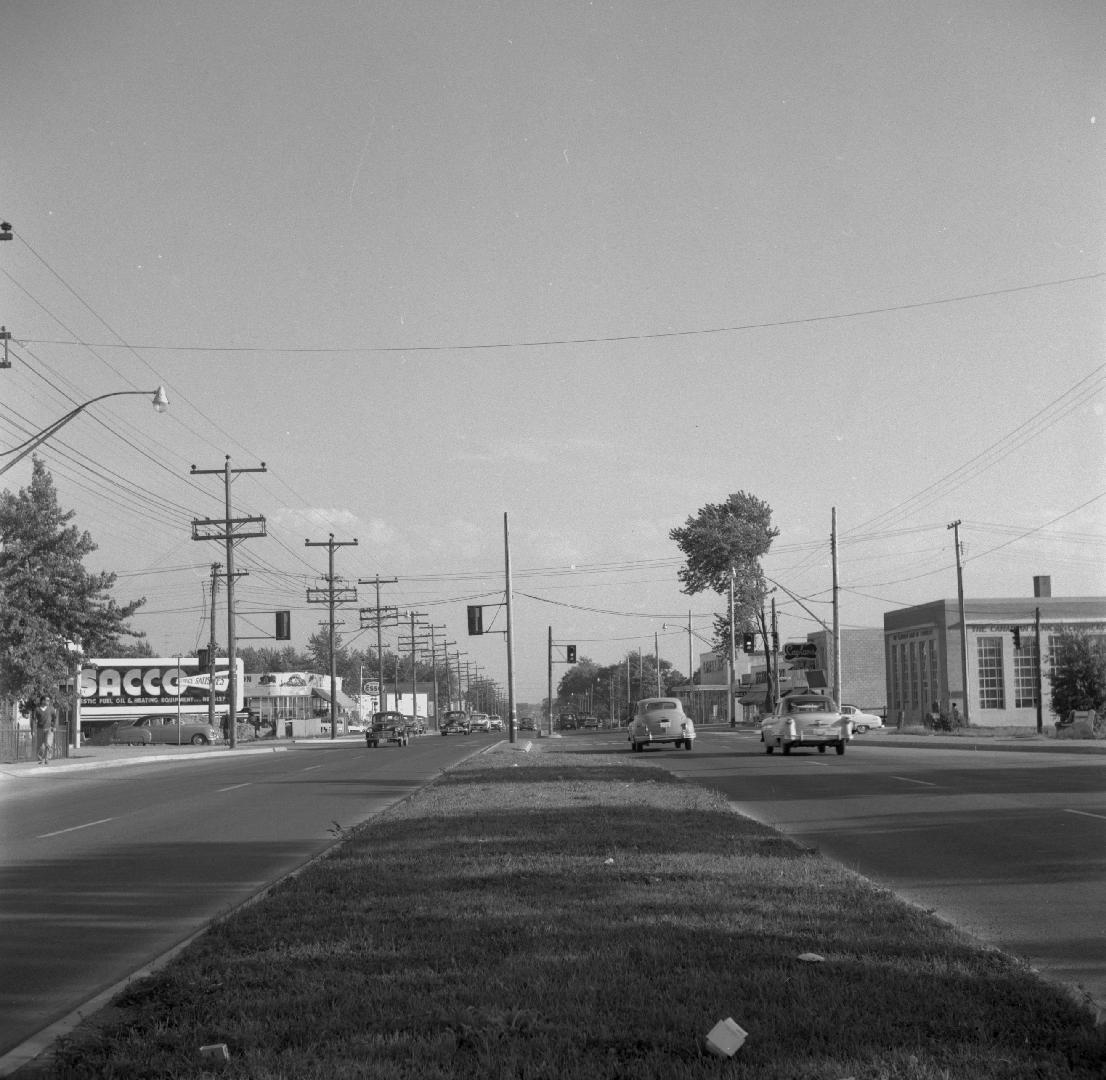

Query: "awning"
left=311, top=687, right=357, bottom=710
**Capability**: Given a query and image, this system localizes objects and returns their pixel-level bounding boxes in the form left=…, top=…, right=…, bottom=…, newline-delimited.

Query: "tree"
left=0, top=457, right=147, bottom=710
left=670, top=491, right=779, bottom=712
left=1049, top=631, right=1106, bottom=722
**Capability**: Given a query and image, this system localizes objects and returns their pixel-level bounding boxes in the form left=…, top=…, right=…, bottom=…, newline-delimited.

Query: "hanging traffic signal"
left=1012, top=627, right=1021, bottom=649
left=275, top=610, right=291, bottom=640
left=566, top=645, right=577, bottom=663
left=742, top=632, right=756, bottom=654
left=197, top=648, right=211, bottom=670
left=467, top=605, right=484, bottom=635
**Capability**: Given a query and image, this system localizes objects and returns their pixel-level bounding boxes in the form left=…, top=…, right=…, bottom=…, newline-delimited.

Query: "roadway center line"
left=891, top=776, right=939, bottom=787
left=1063, top=809, right=1106, bottom=822
left=302, top=764, right=325, bottom=771
left=37, top=817, right=115, bottom=839
left=216, top=783, right=252, bottom=793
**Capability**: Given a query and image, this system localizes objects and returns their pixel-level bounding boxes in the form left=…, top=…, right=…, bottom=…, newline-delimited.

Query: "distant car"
left=133, top=715, right=223, bottom=746
left=347, top=720, right=367, bottom=735
left=582, top=716, right=600, bottom=730
left=761, top=693, right=852, bottom=755
left=469, top=712, right=492, bottom=732
left=488, top=716, right=505, bottom=731
left=628, top=697, right=695, bottom=752
left=441, top=710, right=471, bottom=735
left=839, top=705, right=884, bottom=733
left=84, top=720, right=153, bottom=746
left=518, top=717, right=536, bottom=731
left=366, top=711, right=411, bottom=748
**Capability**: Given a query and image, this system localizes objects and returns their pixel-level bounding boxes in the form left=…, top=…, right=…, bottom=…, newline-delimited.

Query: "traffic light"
left=742, top=632, right=756, bottom=654
left=1012, top=627, right=1021, bottom=649
left=197, top=648, right=211, bottom=670
left=566, top=645, right=577, bottom=663
left=467, top=605, right=484, bottom=635
left=275, top=610, right=291, bottom=640
left=771, top=631, right=779, bottom=652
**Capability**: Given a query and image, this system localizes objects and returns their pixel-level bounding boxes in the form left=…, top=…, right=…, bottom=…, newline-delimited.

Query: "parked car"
left=761, top=693, right=852, bottom=755
left=441, top=710, right=471, bottom=735
left=133, top=715, right=224, bottom=746
left=84, top=720, right=153, bottom=746
left=628, top=697, right=695, bottom=752
left=839, top=705, right=884, bottom=732
left=518, top=717, right=536, bottom=731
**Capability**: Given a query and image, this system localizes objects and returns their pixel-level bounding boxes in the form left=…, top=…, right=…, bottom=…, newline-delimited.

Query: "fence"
left=0, top=724, right=71, bottom=764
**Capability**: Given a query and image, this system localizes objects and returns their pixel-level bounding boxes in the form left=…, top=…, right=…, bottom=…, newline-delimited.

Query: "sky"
left=2, top=1, right=1104, bottom=707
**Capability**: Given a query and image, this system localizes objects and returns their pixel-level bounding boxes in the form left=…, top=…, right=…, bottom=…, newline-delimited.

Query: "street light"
left=0, top=386, right=169, bottom=477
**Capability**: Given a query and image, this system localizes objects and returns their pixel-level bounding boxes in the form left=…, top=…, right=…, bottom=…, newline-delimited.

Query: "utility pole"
left=398, top=610, right=428, bottom=721
left=947, top=520, right=970, bottom=726
left=305, top=534, right=358, bottom=739
left=547, top=626, right=554, bottom=736
left=654, top=631, right=661, bottom=695
left=831, top=507, right=842, bottom=706
left=504, top=512, right=518, bottom=744
left=728, top=568, right=736, bottom=727
left=191, top=457, right=267, bottom=749
left=358, top=575, right=397, bottom=715
left=207, top=562, right=221, bottom=731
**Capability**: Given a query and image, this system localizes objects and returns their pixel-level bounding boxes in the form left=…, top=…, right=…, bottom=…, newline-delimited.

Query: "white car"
left=839, top=705, right=884, bottom=733
left=761, top=693, right=852, bottom=755
left=628, top=697, right=695, bottom=752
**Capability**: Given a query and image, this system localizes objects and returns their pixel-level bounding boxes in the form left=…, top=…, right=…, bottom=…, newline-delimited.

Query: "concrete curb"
left=0, top=744, right=289, bottom=781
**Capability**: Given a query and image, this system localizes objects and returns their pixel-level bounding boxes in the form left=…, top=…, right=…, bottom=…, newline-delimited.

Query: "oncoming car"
left=761, top=693, right=851, bottom=755
left=628, top=697, right=695, bottom=752
left=441, top=710, right=471, bottom=735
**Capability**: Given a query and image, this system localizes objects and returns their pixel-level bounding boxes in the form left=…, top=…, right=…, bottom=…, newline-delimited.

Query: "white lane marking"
left=37, top=817, right=115, bottom=839
left=216, top=783, right=252, bottom=793
left=1064, top=809, right=1106, bottom=822
left=891, top=776, right=939, bottom=787
left=302, top=764, right=325, bottom=772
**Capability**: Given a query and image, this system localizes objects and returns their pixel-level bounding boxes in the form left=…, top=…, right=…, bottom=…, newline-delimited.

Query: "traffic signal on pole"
left=1012, top=627, right=1021, bottom=649
left=275, top=610, right=291, bottom=640
left=771, top=631, right=779, bottom=652
left=197, top=648, right=211, bottom=670
left=467, top=605, right=484, bottom=635
left=566, top=645, right=576, bottom=663
left=742, top=632, right=756, bottom=654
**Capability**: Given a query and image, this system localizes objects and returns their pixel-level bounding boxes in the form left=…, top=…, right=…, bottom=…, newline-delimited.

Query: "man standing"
left=34, top=695, right=57, bottom=765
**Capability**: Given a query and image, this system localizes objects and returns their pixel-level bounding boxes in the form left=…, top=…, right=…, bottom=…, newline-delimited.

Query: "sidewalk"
left=0, top=740, right=290, bottom=781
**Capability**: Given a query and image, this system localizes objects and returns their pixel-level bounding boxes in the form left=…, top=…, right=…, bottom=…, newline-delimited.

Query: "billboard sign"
left=79, top=657, right=245, bottom=718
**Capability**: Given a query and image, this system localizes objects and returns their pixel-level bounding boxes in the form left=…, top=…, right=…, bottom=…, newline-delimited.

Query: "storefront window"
left=1014, top=642, right=1039, bottom=708
left=977, top=637, right=1005, bottom=709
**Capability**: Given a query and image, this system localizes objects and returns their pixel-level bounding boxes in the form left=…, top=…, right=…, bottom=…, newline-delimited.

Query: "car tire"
left=191, top=734, right=209, bottom=745
left=782, top=742, right=791, bottom=755
left=818, top=744, right=826, bottom=753
left=684, top=740, right=692, bottom=751
left=765, top=744, right=773, bottom=754
left=856, top=724, right=868, bottom=734
left=836, top=741, right=846, bottom=755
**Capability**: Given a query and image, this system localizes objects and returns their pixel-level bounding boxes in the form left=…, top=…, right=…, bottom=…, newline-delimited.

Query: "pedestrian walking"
left=950, top=703, right=961, bottom=729
left=34, top=695, right=57, bottom=765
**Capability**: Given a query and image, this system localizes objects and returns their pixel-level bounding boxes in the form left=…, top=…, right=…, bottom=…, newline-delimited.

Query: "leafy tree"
left=670, top=491, right=779, bottom=711
left=1048, top=631, right=1106, bottom=721
left=0, top=457, right=147, bottom=711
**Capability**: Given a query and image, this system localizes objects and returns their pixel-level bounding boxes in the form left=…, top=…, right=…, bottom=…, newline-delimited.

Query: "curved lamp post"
left=0, top=386, right=169, bottom=478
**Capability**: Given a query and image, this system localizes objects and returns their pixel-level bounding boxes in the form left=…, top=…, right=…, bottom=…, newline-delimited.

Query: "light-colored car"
left=628, top=697, right=695, bottom=752
left=581, top=716, right=600, bottom=730
left=134, top=715, right=224, bottom=746
left=469, top=712, right=492, bottom=732
left=761, top=693, right=851, bottom=755
left=839, top=705, right=884, bottom=732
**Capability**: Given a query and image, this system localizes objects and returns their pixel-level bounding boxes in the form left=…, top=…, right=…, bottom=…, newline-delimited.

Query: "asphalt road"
left=0, top=735, right=494, bottom=1067
left=579, top=727, right=1106, bottom=1013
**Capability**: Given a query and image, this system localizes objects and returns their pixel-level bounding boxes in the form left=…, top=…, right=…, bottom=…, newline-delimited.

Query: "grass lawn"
left=36, top=742, right=1106, bottom=1079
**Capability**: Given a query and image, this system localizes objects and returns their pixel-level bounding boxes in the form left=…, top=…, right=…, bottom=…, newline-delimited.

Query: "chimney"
left=1033, top=576, right=1052, bottom=598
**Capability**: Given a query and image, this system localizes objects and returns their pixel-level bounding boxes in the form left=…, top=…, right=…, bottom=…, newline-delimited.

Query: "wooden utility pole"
left=191, top=457, right=267, bottom=748
left=305, top=534, right=358, bottom=739
left=947, top=520, right=970, bottom=726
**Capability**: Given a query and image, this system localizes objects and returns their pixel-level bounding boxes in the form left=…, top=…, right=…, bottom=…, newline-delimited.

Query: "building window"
left=977, top=637, right=1005, bottom=709
left=908, top=641, right=919, bottom=709
left=929, top=639, right=940, bottom=710
left=1014, top=642, right=1039, bottom=709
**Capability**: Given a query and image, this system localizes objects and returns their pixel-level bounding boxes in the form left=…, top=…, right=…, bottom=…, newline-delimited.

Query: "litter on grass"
left=199, top=1043, right=229, bottom=1063
left=704, top=1017, right=747, bottom=1057
left=797, top=952, right=826, bottom=963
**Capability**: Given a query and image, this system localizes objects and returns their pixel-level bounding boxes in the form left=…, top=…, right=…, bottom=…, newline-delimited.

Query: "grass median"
left=39, top=741, right=1106, bottom=1079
